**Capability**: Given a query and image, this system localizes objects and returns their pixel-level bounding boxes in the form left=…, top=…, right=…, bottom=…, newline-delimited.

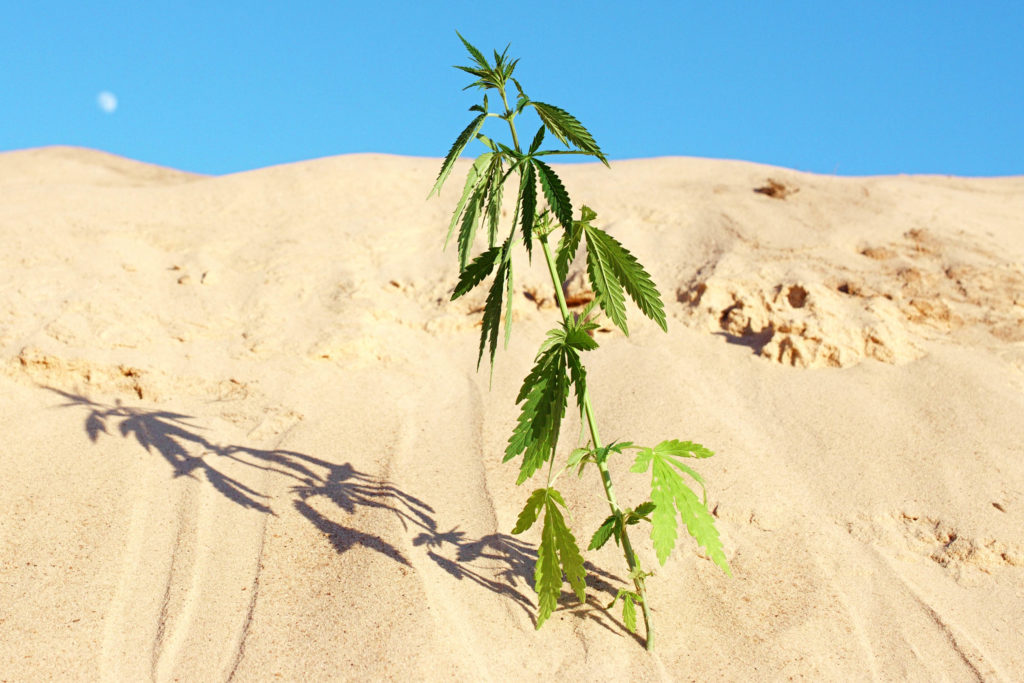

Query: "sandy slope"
left=1, top=146, right=1022, bottom=681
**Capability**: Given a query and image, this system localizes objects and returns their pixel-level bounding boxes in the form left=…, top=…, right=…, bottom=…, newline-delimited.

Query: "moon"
left=97, top=91, right=118, bottom=114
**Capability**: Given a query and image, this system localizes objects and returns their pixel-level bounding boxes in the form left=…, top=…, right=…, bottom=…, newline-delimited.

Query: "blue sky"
left=2, top=2, right=1022, bottom=176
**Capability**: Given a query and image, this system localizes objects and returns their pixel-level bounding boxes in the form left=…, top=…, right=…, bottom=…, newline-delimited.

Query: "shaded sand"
left=2, top=146, right=1023, bottom=680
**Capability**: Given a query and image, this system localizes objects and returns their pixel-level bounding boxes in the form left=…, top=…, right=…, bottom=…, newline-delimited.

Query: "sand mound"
left=2, top=147, right=1023, bottom=680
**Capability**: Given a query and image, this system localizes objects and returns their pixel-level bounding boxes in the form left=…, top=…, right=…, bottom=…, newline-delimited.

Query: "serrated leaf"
left=519, top=162, right=537, bottom=254
left=653, top=439, right=714, bottom=459
left=503, top=258, right=514, bottom=347
left=532, top=159, right=573, bottom=232
left=444, top=153, right=492, bottom=250
left=533, top=488, right=587, bottom=628
left=589, top=514, right=619, bottom=550
left=430, top=113, right=487, bottom=198
left=563, top=323, right=599, bottom=352
left=484, top=154, right=505, bottom=248
left=566, top=448, right=590, bottom=468
left=630, top=447, right=654, bottom=473
left=547, top=493, right=587, bottom=602
left=512, top=488, right=547, bottom=534
left=565, top=350, right=587, bottom=415
left=456, top=187, right=483, bottom=270
left=535, top=508, right=561, bottom=628
left=633, top=501, right=656, bottom=518
left=642, top=448, right=730, bottom=574
left=622, top=594, right=637, bottom=633
left=530, top=101, right=608, bottom=165
left=515, top=92, right=531, bottom=115
left=456, top=31, right=489, bottom=71
left=528, top=125, right=545, bottom=154
left=504, top=340, right=569, bottom=483
left=584, top=224, right=629, bottom=333
left=477, top=259, right=506, bottom=371
left=584, top=224, right=667, bottom=333
left=451, top=245, right=500, bottom=300
left=555, top=217, right=583, bottom=284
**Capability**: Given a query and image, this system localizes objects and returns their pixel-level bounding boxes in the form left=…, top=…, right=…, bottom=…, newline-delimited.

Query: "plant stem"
left=500, top=93, right=655, bottom=649
left=538, top=234, right=656, bottom=650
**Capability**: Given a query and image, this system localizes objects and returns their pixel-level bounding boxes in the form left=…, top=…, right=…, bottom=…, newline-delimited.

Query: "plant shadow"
left=51, top=387, right=632, bottom=634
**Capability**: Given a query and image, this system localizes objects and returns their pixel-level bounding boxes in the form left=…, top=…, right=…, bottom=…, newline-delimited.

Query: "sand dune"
left=1, top=146, right=1023, bottom=680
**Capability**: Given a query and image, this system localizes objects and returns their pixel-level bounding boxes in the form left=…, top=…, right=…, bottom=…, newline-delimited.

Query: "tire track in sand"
left=99, top=414, right=281, bottom=682
left=385, top=371, right=532, bottom=680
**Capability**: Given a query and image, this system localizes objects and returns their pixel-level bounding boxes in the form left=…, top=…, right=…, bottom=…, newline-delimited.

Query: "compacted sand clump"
left=1, top=146, right=1023, bottom=680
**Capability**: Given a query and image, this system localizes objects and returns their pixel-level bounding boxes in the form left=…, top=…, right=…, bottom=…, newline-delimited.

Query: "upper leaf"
left=584, top=222, right=668, bottom=334
left=532, top=160, right=573, bottom=232
left=451, top=245, right=501, bottom=300
left=519, top=162, right=537, bottom=254
left=531, top=101, right=608, bottom=165
left=504, top=341, right=569, bottom=483
left=456, top=31, right=489, bottom=72
left=444, top=153, right=493, bottom=249
left=584, top=224, right=629, bottom=333
left=477, top=257, right=507, bottom=371
left=430, top=113, right=487, bottom=198
left=555, top=211, right=585, bottom=283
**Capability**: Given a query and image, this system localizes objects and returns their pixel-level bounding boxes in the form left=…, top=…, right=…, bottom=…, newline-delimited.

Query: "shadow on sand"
left=51, top=387, right=629, bottom=633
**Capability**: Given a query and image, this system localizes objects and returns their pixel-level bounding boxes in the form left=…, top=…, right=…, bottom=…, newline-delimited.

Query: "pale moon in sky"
left=97, top=91, right=118, bottom=114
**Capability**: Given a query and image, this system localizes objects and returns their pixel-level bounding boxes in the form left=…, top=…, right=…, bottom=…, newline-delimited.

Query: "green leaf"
left=456, top=186, right=484, bottom=270
left=535, top=510, right=561, bottom=628
left=477, top=259, right=507, bottom=371
left=589, top=514, right=619, bottom=550
left=632, top=501, right=656, bottom=519
left=584, top=223, right=667, bottom=333
left=504, top=339, right=569, bottom=483
left=532, top=159, right=573, bottom=232
left=503, top=258, right=514, bottom=348
left=652, top=439, right=714, bottom=459
left=532, top=488, right=587, bottom=629
left=530, top=101, right=608, bottom=165
left=584, top=224, right=629, bottom=334
left=430, top=113, right=486, bottom=197
left=444, top=153, right=491, bottom=250
left=555, top=213, right=584, bottom=283
left=563, top=319, right=599, bottom=352
left=636, top=446, right=730, bottom=574
left=528, top=125, right=545, bottom=154
left=546, top=491, right=587, bottom=602
left=519, top=162, right=537, bottom=254
left=565, top=350, right=588, bottom=415
left=630, top=447, right=653, bottom=474
left=512, top=488, right=547, bottom=534
left=566, top=448, right=589, bottom=468
left=451, top=245, right=500, bottom=300
left=622, top=594, right=637, bottom=634
left=456, top=31, right=489, bottom=72
left=483, top=154, right=505, bottom=248
left=515, top=92, right=531, bottom=115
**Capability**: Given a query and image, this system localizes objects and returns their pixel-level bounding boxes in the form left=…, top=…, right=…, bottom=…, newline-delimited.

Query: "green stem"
left=538, top=234, right=655, bottom=651
left=501, top=97, right=655, bottom=649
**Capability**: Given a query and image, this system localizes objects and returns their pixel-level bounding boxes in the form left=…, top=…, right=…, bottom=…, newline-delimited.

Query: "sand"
left=1, top=145, right=1022, bottom=681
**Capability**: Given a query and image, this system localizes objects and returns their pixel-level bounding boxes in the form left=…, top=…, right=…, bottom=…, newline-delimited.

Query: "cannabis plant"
left=430, top=33, right=730, bottom=650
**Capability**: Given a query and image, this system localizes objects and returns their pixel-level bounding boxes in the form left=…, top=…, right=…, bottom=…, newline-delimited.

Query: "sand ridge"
left=1, top=146, right=1023, bottom=680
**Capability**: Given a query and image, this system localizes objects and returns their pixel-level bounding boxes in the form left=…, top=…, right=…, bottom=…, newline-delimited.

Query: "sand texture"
left=2, top=146, right=1023, bottom=681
